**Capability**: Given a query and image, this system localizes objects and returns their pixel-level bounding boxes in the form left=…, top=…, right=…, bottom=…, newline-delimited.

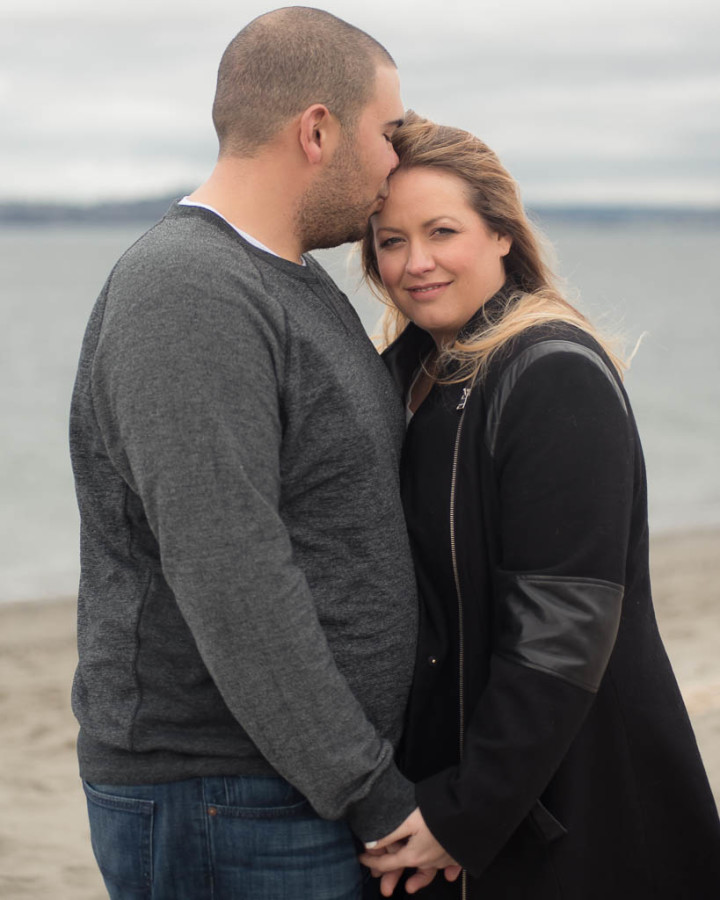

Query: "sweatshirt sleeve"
left=417, top=340, right=635, bottom=875
left=90, top=273, right=414, bottom=841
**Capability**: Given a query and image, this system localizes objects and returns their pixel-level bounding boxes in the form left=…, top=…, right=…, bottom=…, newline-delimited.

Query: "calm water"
left=1, top=219, right=719, bottom=603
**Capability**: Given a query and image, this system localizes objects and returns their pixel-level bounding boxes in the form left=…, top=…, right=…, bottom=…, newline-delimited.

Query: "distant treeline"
left=0, top=195, right=184, bottom=227
left=2, top=195, right=720, bottom=229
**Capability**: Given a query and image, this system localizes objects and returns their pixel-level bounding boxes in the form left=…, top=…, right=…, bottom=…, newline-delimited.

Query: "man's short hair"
left=212, top=7, right=395, bottom=157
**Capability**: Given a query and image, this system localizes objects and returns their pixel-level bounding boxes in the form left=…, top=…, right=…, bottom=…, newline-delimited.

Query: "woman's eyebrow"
left=376, top=216, right=462, bottom=234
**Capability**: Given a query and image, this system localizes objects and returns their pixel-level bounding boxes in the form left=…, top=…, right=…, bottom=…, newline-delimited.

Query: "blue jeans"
left=84, top=775, right=367, bottom=899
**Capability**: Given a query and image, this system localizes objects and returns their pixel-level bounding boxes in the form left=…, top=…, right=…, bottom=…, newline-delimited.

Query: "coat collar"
left=381, top=282, right=517, bottom=394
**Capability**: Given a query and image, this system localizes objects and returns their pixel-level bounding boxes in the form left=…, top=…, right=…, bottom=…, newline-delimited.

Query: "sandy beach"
left=1, top=528, right=719, bottom=899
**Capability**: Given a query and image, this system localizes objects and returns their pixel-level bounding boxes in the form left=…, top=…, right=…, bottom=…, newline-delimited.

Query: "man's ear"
left=298, top=104, right=338, bottom=165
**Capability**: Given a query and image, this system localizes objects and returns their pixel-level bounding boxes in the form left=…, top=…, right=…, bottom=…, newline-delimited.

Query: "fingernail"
left=365, top=840, right=378, bottom=849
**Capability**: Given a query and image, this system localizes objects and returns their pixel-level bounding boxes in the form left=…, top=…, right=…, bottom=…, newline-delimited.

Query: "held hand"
left=363, top=858, right=443, bottom=898
left=364, top=848, right=440, bottom=897
left=362, top=845, right=406, bottom=896
left=382, top=864, right=462, bottom=896
left=359, top=808, right=460, bottom=892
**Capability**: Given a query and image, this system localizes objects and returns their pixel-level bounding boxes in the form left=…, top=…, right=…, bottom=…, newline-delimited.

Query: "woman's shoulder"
left=479, top=322, right=627, bottom=424
left=497, top=320, right=603, bottom=361
left=484, top=321, right=615, bottom=385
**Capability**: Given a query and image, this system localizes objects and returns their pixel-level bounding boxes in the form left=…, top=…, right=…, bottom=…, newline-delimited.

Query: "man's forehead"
left=367, top=64, right=404, bottom=121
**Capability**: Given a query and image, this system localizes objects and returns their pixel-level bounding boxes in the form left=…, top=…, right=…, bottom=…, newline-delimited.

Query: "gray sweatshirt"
left=69, top=203, right=418, bottom=840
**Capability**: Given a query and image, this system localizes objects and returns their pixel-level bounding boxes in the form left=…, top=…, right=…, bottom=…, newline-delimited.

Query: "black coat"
left=382, top=305, right=720, bottom=899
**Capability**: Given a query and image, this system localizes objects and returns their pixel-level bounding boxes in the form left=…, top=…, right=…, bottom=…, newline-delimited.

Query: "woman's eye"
left=433, top=227, right=456, bottom=237
left=378, top=237, right=403, bottom=249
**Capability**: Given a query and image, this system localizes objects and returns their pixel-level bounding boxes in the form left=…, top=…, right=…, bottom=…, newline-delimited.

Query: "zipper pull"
left=456, top=386, right=472, bottom=411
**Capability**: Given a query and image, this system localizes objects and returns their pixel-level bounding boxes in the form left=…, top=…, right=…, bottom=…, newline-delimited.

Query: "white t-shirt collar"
left=178, top=197, right=305, bottom=265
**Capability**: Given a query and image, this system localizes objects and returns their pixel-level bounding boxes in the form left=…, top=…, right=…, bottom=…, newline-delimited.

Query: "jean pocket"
left=206, top=801, right=362, bottom=899
left=83, top=782, right=154, bottom=894
left=205, top=775, right=311, bottom=820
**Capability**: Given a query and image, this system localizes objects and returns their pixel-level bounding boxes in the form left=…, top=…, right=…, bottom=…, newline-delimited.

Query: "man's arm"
left=91, top=277, right=415, bottom=840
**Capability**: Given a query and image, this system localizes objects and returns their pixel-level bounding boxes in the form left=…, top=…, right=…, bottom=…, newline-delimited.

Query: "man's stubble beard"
left=296, top=136, right=380, bottom=253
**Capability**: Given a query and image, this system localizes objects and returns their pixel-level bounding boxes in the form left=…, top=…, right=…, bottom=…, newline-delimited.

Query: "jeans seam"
left=148, top=802, right=154, bottom=896
left=201, top=779, right=216, bottom=900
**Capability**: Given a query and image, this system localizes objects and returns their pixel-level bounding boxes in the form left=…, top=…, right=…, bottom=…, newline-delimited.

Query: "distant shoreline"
left=2, top=196, right=720, bottom=229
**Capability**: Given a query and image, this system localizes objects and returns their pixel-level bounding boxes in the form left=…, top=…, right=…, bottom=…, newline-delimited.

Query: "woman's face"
left=372, top=167, right=511, bottom=346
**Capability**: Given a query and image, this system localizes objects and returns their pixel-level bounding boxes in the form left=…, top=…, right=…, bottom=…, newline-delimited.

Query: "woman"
left=359, top=112, right=720, bottom=898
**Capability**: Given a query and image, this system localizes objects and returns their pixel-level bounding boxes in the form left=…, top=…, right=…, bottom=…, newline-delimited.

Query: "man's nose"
left=388, top=145, right=400, bottom=175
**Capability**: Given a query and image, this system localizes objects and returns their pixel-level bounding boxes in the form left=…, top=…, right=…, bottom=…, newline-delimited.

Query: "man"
left=70, top=8, right=419, bottom=898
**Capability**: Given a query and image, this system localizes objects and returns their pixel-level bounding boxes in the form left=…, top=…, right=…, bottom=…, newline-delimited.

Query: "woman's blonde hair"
left=361, top=111, right=626, bottom=382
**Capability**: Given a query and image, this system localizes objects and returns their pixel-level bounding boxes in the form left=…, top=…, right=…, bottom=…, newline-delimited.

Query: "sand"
left=1, top=528, right=719, bottom=899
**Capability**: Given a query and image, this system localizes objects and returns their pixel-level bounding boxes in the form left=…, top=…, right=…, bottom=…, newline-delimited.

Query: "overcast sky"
left=2, top=0, right=719, bottom=206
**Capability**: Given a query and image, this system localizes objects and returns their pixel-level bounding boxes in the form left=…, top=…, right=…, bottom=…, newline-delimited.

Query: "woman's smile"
left=405, top=281, right=453, bottom=298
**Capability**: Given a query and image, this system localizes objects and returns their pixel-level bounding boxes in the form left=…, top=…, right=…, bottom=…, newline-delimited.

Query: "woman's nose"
left=406, top=244, right=435, bottom=275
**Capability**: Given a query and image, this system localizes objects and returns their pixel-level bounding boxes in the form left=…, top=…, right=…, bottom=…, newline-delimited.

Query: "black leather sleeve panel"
left=496, top=573, right=624, bottom=692
left=485, top=340, right=627, bottom=457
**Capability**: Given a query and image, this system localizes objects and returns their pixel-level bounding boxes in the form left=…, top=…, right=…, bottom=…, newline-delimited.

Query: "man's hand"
left=360, top=808, right=462, bottom=895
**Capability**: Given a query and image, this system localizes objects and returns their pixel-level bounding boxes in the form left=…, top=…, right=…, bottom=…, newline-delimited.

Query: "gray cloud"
left=2, top=0, right=719, bottom=204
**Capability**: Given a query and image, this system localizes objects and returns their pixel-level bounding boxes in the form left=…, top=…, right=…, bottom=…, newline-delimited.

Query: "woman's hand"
left=360, top=808, right=462, bottom=895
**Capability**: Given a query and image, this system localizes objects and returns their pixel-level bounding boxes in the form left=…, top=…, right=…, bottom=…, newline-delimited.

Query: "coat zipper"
left=450, top=386, right=472, bottom=900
